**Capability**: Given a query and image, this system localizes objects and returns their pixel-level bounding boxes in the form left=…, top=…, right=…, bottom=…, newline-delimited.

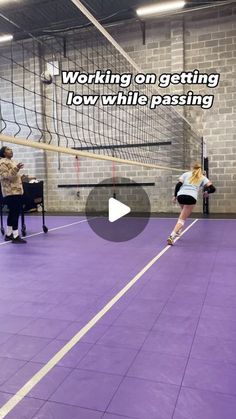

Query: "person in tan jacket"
left=0, top=146, right=27, bottom=243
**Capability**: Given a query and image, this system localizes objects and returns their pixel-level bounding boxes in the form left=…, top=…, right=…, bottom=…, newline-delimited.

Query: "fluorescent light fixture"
left=0, top=0, right=20, bottom=4
left=0, top=34, right=13, bottom=43
left=137, top=1, right=186, bottom=17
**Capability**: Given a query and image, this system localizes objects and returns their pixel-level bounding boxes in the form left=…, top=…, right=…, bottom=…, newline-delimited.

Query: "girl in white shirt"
left=167, top=162, right=215, bottom=245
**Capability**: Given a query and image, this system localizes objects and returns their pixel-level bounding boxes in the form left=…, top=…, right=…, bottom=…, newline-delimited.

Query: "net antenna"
left=202, top=138, right=209, bottom=214
left=0, top=0, right=202, bottom=172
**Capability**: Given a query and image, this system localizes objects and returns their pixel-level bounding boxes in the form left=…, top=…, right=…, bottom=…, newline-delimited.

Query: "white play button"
left=86, top=177, right=151, bottom=242
left=108, top=197, right=131, bottom=223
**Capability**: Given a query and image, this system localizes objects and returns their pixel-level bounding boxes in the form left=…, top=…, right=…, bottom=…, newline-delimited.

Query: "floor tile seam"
left=46, top=335, right=103, bottom=376
left=30, top=396, right=136, bottom=419
left=0, top=338, right=58, bottom=363
left=0, top=345, right=74, bottom=389
left=102, top=373, right=180, bottom=417
left=0, top=218, right=92, bottom=249
left=192, top=328, right=236, bottom=343
left=124, top=370, right=187, bottom=386
left=0, top=220, right=198, bottom=418
left=15, top=325, right=76, bottom=340
left=22, top=269, right=172, bottom=413
left=28, top=361, right=75, bottom=405
left=202, top=302, right=236, bottom=311
left=84, top=345, right=190, bottom=359
left=188, top=354, right=236, bottom=368
left=0, top=360, right=29, bottom=391
left=1, top=318, right=40, bottom=336
left=30, top=396, right=110, bottom=419
left=103, top=250, right=197, bottom=415
left=1, top=364, right=73, bottom=406
left=170, top=239, right=225, bottom=418
left=181, top=384, right=236, bottom=398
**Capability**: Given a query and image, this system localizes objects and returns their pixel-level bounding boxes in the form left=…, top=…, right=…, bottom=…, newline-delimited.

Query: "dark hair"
left=0, top=146, right=8, bottom=158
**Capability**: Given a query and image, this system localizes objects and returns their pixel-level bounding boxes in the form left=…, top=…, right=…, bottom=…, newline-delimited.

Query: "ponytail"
left=189, top=162, right=203, bottom=185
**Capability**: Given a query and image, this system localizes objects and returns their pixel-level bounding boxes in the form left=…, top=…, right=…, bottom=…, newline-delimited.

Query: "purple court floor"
left=0, top=216, right=236, bottom=419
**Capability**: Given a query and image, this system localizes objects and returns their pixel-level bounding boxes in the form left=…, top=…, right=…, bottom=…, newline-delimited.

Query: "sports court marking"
left=0, top=215, right=229, bottom=247
left=0, top=215, right=197, bottom=247
left=0, top=215, right=170, bottom=246
left=0, top=218, right=93, bottom=247
left=0, top=218, right=198, bottom=418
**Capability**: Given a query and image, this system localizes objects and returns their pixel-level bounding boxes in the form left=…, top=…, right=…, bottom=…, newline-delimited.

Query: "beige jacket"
left=0, top=158, right=23, bottom=197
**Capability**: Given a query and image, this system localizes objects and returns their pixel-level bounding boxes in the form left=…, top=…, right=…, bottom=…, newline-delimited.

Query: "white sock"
left=170, top=231, right=177, bottom=238
left=6, top=226, right=13, bottom=236
left=13, top=230, right=19, bottom=239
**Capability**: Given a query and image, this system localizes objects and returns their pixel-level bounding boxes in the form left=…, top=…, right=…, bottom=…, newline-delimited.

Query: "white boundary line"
left=0, top=216, right=233, bottom=247
left=149, top=217, right=236, bottom=221
left=0, top=219, right=198, bottom=418
left=197, top=218, right=236, bottom=221
left=0, top=218, right=92, bottom=246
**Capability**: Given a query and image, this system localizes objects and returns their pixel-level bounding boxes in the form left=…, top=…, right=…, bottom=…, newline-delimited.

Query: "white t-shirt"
left=177, top=171, right=209, bottom=200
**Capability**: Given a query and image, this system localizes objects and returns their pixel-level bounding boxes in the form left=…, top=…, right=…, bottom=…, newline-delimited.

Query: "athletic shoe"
left=4, top=234, right=13, bottom=241
left=167, top=236, right=174, bottom=245
left=12, top=236, right=27, bottom=244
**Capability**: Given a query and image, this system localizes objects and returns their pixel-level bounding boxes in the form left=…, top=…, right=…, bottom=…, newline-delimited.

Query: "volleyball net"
left=0, top=0, right=203, bottom=173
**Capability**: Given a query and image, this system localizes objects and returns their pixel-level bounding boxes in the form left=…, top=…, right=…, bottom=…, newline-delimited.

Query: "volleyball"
left=41, top=70, right=53, bottom=85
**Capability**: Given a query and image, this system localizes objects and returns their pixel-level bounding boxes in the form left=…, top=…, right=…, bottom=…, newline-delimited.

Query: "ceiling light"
left=137, top=1, right=186, bottom=17
left=0, top=34, right=13, bottom=43
left=0, top=1, right=20, bottom=4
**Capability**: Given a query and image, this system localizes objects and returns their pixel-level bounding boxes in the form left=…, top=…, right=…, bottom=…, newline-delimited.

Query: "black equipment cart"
left=0, top=181, right=48, bottom=236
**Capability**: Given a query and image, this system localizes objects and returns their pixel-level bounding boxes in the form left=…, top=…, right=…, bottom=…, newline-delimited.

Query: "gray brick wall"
left=184, top=5, right=236, bottom=213
left=0, top=4, right=235, bottom=213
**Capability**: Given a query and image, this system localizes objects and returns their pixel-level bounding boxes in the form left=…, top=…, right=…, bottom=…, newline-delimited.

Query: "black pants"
left=5, top=195, right=23, bottom=231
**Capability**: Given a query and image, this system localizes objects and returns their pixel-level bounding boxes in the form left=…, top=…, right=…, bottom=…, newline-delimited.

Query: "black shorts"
left=177, top=195, right=197, bottom=205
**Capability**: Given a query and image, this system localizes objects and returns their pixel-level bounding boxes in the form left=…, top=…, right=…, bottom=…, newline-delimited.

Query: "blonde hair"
left=189, top=162, right=203, bottom=185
